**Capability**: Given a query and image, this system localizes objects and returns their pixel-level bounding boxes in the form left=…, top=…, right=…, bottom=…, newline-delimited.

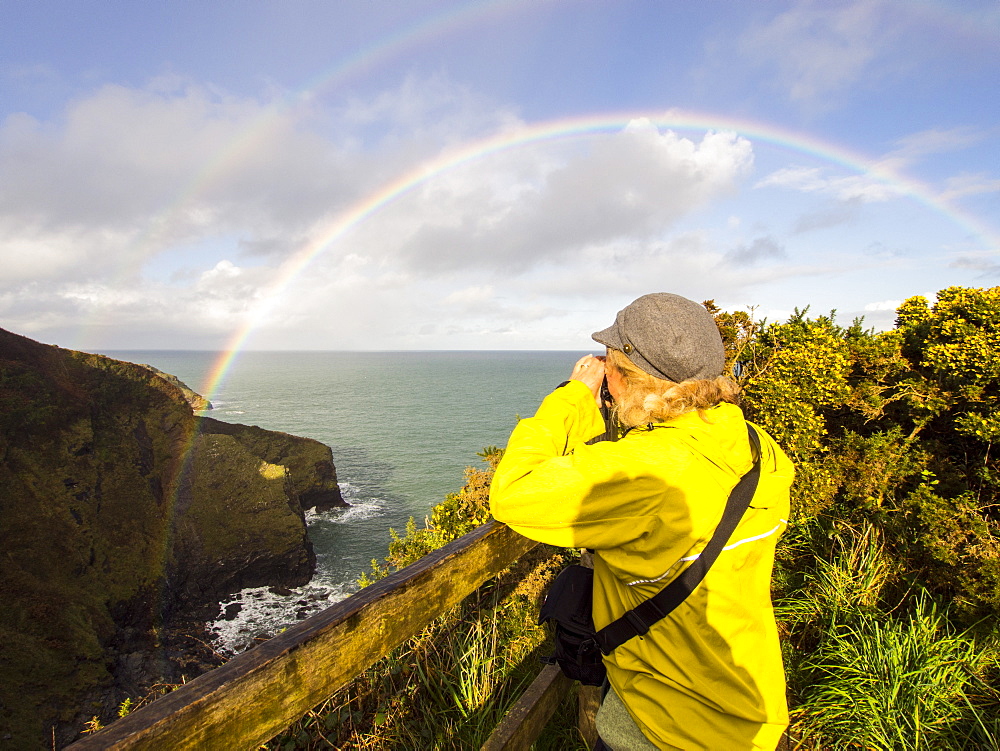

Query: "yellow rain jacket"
left=490, top=379, right=793, bottom=750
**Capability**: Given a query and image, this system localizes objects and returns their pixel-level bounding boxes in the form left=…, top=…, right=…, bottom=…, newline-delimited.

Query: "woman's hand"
left=570, top=354, right=606, bottom=400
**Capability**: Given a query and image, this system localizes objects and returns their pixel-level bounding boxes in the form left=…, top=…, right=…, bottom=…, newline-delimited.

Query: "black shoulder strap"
left=593, top=424, right=762, bottom=655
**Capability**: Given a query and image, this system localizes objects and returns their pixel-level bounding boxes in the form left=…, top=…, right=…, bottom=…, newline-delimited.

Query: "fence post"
left=479, top=664, right=571, bottom=751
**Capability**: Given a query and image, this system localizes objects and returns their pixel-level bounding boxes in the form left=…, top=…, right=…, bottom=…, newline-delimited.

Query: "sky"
left=1, top=0, right=998, bottom=353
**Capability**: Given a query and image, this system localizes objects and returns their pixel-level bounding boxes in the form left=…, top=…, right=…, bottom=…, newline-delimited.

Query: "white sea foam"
left=330, top=498, right=386, bottom=524
left=210, top=485, right=388, bottom=656
left=209, top=578, right=358, bottom=656
left=304, top=488, right=386, bottom=526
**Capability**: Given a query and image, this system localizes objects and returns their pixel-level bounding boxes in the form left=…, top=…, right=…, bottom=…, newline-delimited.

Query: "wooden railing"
left=66, top=521, right=585, bottom=750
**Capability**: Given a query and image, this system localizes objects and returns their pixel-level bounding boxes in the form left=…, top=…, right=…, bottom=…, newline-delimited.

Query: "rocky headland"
left=0, top=328, right=347, bottom=748
left=138, top=363, right=214, bottom=411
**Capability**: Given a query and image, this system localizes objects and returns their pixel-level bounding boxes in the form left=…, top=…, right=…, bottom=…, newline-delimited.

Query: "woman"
left=489, top=293, right=793, bottom=750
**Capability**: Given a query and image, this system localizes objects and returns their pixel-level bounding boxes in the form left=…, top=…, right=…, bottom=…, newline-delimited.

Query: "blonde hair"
left=606, top=348, right=740, bottom=427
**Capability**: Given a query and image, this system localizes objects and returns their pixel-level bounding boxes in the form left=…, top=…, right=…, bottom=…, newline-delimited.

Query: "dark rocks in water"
left=0, top=326, right=346, bottom=748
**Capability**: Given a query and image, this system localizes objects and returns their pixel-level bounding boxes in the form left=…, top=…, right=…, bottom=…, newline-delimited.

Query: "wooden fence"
left=66, top=521, right=590, bottom=750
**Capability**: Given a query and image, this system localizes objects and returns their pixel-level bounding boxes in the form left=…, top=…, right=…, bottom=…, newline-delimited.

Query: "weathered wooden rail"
left=66, top=521, right=584, bottom=750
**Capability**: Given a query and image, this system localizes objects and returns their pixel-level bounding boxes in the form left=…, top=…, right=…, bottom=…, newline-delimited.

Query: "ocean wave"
left=303, top=500, right=386, bottom=525
left=330, top=497, right=386, bottom=524
left=304, top=483, right=387, bottom=525
left=211, top=488, right=387, bottom=655
left=209, top=578, right=357, bottom=656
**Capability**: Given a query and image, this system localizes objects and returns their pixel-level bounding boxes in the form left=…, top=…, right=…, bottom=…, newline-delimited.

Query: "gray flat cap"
left=592, top=293, right=725, bottom=382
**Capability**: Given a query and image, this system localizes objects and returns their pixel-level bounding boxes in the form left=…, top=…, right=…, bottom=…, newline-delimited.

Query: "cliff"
left=196, top=416, right=345, bottom=513
left=0, top=328, right=346, bottom=748
left=138, top=363, right=213, bottom=411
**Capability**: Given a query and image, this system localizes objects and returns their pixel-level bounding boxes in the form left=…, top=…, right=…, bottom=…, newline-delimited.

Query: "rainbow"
left=108, top=0, right=1000, bottom=624
left=195, top=110, right=1000, bottom=400
left=86, top=0, right=998, bottom=359
left=126, top=0, right=999, bottom=280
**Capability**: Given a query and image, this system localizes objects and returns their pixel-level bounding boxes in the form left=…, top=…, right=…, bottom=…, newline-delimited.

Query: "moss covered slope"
left=0, top=328, right=340, bottom=748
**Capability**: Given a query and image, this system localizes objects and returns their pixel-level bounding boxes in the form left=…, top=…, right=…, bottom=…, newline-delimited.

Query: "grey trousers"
left=594, top=687, right=663, bottom=750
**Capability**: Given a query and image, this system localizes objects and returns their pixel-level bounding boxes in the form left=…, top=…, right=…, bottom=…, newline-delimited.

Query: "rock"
left=139, top=363, right=213, bottom=410
left=197, top=417, right=347, bottom=512
left=168, top=432, right=317, bottom=606
left=0, top=327, right=343, bottom=748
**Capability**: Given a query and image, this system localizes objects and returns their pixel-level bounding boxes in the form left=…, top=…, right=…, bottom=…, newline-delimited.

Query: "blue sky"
left=1, top=0, right=998, bottom=351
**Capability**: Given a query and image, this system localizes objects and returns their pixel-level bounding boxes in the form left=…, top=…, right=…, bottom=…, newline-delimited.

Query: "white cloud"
left=335, top=72, right=522, bottom=146
left=872, top=127, right=993, bottom=187
left=0, top=66, right=981, bottom=352
left=754, top=127, right=998, bottom=219
left=443, top=285, right=495, bottom=307
left=792, top=199, right=862, bottom=234
left=939, top=172, right=1000, bottom=203
left=725, top=236, right=786, bottom=267
left=759, top=309, right=795, bottom=325
left=755, top=165, right=899, bottom=202
left=950, top=255, right=1000, bottom=276
left=864, top=299, right=901, bottom=312
left=375, top=126, right=754, bottom=274
left=0, top=78, right=369, bottom=286
left=885, top=127, right=985, bottom=163
left=737, top=0, right=890, bottom=107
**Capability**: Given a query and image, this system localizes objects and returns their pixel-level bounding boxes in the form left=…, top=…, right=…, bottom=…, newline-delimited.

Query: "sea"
left=101, top=350, right=586, bottom=654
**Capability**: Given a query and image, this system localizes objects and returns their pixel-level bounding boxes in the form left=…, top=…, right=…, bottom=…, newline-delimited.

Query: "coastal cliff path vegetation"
left=267, top=286, right=1000, bottom=750
left=41, top=286, right=1000, bottom=749
left=714, top=286, right=1000, bottom=748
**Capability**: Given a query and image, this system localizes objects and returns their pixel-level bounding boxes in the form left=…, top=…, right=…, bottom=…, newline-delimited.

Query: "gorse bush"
left=738, top=288, right=1000, bottom=620
left=735, top=286, right=1000, bottom=748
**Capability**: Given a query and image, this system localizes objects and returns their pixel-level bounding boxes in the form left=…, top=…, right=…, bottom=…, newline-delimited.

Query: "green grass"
left=794, top=596, right=1000, bottom=749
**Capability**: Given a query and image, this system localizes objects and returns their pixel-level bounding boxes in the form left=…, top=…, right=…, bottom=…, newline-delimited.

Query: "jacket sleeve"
left=489, top=379, right=669, bottom=549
